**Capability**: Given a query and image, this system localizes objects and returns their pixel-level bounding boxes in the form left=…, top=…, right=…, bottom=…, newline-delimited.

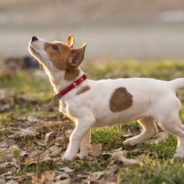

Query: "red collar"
left=54, top=74, right=87, bottom=99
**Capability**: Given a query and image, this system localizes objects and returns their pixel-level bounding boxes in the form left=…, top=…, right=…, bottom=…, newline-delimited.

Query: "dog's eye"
left=52, top=45, right=59, bottom=50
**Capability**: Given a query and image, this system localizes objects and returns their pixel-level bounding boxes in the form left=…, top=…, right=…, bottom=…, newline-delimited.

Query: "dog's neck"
left=43, top=65, right=84, bottom=94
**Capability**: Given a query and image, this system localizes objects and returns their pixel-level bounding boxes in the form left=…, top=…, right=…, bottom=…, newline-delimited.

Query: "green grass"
left=1, top=60, right=184, bottom=183
left=92, top=127, right=123, bottom=150
left=140, top=135, right=176, bottom=159
left=119, top=159, right=184, bottom=184
left=83, top=59, right=184, bottom=80
left=0, top=69, right=52, bottom=100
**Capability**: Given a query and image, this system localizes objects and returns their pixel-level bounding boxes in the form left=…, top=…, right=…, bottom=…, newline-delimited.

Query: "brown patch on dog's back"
left=109, top=87, right=133, bottom=112
left=76, top=86, right=90, bottom=95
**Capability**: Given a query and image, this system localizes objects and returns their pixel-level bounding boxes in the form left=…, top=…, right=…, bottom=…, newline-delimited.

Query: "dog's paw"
left=61, top=153, right=74, bottom=161
left=123, top=139, right=137, bottom=147
left=77, top=151, right=88, bottom=159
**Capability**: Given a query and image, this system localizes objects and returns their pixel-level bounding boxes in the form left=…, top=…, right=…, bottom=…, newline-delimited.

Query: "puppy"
left=29, top=35, right=184, bottom=161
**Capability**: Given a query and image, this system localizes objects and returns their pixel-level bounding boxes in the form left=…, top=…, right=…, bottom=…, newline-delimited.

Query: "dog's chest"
left=59, top=100, right=76, bottom=121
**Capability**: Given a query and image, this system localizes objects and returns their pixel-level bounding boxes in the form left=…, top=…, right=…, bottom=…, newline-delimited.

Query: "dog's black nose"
left=32, top=36, right=38, bottom=42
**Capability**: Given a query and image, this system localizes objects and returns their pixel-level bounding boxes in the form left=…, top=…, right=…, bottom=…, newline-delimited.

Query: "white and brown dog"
left=29, top=35, right=184, bottom=161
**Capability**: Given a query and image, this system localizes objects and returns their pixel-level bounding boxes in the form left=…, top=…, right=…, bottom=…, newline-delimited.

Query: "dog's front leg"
left=62, top=116, right=94, bottom=161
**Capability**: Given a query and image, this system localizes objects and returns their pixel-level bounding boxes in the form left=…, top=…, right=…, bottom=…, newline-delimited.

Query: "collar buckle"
left=54, top=74, right=87, bottom=99
left=73, top=81, right=77, bottom=87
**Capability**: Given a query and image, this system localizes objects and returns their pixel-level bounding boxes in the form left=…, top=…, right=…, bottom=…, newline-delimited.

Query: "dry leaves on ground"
left=0, top=90, right=142, bottom=183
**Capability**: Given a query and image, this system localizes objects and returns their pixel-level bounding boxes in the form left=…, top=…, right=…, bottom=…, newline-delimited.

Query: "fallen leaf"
left=9, top=127, right=37, bottom=139
left=0, top=103, right=11, bottom=112
left=2, top=171, right=18, bottom=181
left=9, top=145, right=20, bottom=153
left=40, top=171, right=55, bottom=184
left=0, top=89, right=9, bottom=99
left=151, top=132, right=168, bottom=145
left=44, top=131, right=56, bottom=145
left=5, top=180, right=18, bottom=184
left=59, top=167, right=74, bottom=173
left=55, top=173, right=71, bottom=184
left=49, top=145, right=62, bottom=157
left=89, top=144, right=102, bottom=157
left=27, top=116, right=39, bottom=123
left=111, top=148, right=140, bottom=166
left=0, top=177, right=6, bottom=184
left=91, top=171, right=104, bottom=181
left=41, top=150, right=52, bottom=162
left=90, top=165, right=118, bottom=184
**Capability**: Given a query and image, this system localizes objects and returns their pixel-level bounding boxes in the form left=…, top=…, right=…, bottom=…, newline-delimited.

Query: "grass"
left=0, top=60, right=184, bottom=183
left=119, top=160, right=184, bottom=184
left=83, top=59, right=184, bottom=80
left=0, top=69, right=52, bottom=100
left=92, top=127, right=124, bottom=150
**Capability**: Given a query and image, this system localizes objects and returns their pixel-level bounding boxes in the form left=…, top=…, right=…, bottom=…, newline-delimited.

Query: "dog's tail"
left=168, top=78, right=184, bottom=92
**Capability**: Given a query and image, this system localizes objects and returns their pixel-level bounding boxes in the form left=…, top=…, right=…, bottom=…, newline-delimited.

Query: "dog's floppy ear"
left=68, top=43, right=87, bottom=67
left=67, top=35, right=75, bottom=48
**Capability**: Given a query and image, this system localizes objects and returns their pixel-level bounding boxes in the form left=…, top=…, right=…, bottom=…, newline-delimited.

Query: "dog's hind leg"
left=123, top=117, right=159, bottom=146
left=153, top=95, right=184, bottom=159
left=159, top=114, right=184, bottom=159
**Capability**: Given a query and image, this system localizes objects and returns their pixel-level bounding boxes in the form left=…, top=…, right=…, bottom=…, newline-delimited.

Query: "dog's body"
left=60, top=77, right=182, bottom=127
left=29, top=35, right=184, bottom=161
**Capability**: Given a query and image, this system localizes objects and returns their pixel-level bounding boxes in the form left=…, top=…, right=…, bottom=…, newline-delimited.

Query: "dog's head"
left=28, top=35, right=86, bottom=76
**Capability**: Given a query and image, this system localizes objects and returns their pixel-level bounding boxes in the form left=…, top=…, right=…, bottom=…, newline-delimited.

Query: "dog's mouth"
left=29, top=45, right=41, bottom=58
left=29, top=44, right=46, bottom=66
left=30, top=45, right=37, bottom=55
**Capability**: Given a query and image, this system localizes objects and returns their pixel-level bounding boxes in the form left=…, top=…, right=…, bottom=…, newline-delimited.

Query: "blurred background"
left=1, top=0, right=184, bottom=60
left=1, top=1, right=184, bottom=183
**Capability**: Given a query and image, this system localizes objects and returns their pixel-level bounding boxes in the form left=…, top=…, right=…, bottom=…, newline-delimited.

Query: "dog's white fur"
left=29, top=36, right=184, bottom=161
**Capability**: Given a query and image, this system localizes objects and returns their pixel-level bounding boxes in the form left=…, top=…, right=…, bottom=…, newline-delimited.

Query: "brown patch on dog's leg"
left=110, top=87, right=133, bottom=112
left=76, top=86, right=90, bottom=95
